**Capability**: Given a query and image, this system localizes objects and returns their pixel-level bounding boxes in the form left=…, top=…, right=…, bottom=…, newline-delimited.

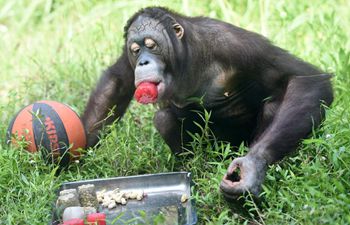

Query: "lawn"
left=0, top=0, right=349, bottom=224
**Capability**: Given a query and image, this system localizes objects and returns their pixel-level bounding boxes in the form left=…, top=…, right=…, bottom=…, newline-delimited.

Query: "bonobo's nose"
left=138, top=59, right=149, bottom=66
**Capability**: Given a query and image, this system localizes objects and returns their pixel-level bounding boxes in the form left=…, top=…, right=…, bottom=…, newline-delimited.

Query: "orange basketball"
left=7, top=100, right=86, bottom=167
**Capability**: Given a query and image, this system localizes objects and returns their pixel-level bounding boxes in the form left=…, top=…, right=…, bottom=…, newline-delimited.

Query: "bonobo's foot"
left=220, top=154, right=267, bottom=198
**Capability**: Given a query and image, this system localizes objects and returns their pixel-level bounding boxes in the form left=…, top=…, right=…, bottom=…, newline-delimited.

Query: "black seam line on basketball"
left=32, top=103, right=70, bottom=166
left=60, top=102, right=87, bottom=148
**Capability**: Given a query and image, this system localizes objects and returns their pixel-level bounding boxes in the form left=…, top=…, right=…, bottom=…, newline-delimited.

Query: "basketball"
left=7, top=100, right=86, bottom=167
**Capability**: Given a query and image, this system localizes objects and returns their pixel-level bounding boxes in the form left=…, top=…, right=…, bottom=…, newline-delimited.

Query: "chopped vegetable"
left=56, top=193, right=81, bottom=213
left=62, top=207, right=97, bottom=222
left=134, top=82, right=158, bottom=104
left=78, top=184, right=98, bottom=208
left=61, top=218, right=84, bottom=225
left=181, top=194, right=188, bottom=203
left=62, top=207, right=84, bottom=222
left=60, top=189, right=78, bottom=196
left=97, top=189, right=144, bottom=208
left=86, top=213, right=106, bottom=225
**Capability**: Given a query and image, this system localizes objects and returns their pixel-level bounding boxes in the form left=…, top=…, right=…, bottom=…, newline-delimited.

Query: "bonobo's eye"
left=130, top=42, right=140, bottom=56
left=173, top=23, right=184, bottom=39
left=144, top=38, right=157, bottom=50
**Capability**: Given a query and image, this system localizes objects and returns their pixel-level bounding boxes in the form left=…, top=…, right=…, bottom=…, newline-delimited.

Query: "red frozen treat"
left=62, top=218, right=84, bottom=225
left=134, top=82, right=158, bottom=104
left=86, top=213, right=106, bottom=225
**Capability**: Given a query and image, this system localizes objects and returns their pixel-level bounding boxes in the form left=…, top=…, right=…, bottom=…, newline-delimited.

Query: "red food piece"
left=134, top=82, right=158, bottom=104
left=86, top=213, right=106, bottom=225
left=62, top=218, right=84, bottom=225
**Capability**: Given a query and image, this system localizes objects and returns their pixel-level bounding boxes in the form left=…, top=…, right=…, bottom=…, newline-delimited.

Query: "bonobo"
left=82, top=7, right=333, bottom=198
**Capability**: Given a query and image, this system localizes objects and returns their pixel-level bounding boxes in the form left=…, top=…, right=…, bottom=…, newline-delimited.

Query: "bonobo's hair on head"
left=123, top=7, right=189, bottom=76
left=123, top=7, right=182, bottom=40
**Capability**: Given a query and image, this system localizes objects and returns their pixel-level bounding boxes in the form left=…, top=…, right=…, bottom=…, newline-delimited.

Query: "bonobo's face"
left=126, top=15, right=184, bottom=103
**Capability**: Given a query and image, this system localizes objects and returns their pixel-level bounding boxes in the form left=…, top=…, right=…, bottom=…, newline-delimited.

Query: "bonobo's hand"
left=220, top=154, right=268, bottom=198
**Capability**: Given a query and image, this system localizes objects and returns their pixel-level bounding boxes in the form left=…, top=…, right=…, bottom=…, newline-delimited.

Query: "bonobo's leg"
left=82, top=48, right=134, bottom=147
left=153, top=108, right=184, bottom=154
left=220, top=74, right=333, bottom=197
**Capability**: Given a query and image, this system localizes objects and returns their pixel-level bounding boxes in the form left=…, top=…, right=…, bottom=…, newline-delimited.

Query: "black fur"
left=83, top=7, right=333, bottom=198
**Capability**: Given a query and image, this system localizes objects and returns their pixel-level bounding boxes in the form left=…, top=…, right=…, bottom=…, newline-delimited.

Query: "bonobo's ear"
left=173, top=23, right=184, bottom=39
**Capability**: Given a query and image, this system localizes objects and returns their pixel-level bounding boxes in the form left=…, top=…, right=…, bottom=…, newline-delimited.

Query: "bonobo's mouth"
left=135, top=78, right=160, bottom=88
left=156, top=81, right=165, bottom=99
left=134, top=80, right=165, bottom=104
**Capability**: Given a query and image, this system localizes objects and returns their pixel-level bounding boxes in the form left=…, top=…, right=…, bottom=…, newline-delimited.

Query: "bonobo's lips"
left=134, top=81, right=163, bottom=104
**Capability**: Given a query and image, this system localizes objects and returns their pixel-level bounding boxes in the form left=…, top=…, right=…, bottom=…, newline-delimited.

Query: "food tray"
left=52, top=172, right=197, bottom=225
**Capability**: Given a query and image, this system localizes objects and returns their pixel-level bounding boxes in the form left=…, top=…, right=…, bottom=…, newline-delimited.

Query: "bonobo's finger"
left=227, top=157, right=243, bottom=175
left=220, top=176, right=261, bottom=198
left=220, top=156, right=263, bottom=198
left=249, top=185, right=261, bottom=197
left=220, top=175, right=247, bottom=195
left=221, top=189, right=240, bottom=200
left=220, top=171, right=246, bottom=194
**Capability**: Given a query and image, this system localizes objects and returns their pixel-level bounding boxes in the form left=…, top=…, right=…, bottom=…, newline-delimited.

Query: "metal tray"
left=52, top=172, right=197, bottom=225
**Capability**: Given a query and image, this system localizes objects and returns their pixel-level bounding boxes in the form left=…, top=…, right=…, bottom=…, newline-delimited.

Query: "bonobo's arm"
left=82, top=48, right=134, bottom=147
left=250, top=74, right=333, bottom=163
left=221, top=73, right=333, bottom=197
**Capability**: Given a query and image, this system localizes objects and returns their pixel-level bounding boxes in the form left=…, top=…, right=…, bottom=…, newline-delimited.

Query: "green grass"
left=0, top=0, right=350, bottom=224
